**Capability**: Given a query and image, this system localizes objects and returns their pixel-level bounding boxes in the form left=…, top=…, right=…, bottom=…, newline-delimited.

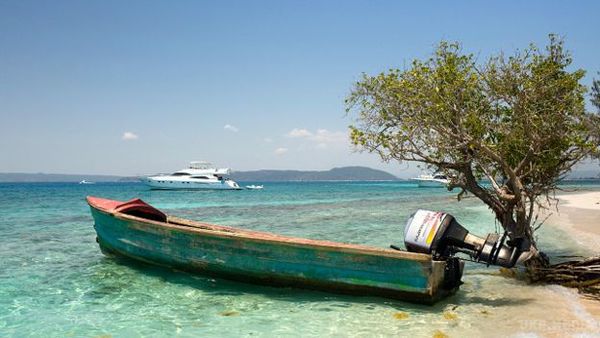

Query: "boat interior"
left=88, top=196, right=433, bottom=259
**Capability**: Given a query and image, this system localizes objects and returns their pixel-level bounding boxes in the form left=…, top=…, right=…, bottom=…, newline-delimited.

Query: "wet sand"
left=383, top=192, right=600, bottom=338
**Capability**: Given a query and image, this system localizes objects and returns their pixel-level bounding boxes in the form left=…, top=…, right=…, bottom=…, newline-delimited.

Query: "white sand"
left=541, top=190, right=600, bottom=331
left=546, top=191, right=600, bottom=249
left=559, top=191, right=600, bottom=211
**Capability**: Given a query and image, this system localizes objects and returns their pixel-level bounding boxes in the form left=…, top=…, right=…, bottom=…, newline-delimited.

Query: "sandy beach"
left=546, top=191, right=600, bottom=252
left=436, top=190, right=600, bottom=338
left=540, top=190, right=600, bottom=334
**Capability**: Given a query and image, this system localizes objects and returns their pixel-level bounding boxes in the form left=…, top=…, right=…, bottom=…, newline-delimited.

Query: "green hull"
left=88, top=197, right=462, bottom=304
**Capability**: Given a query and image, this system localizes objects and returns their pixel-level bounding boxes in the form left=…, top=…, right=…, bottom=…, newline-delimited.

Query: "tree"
left=593, top=73, right=600, bottom=112
left=346, top=35, right=600, bottom=271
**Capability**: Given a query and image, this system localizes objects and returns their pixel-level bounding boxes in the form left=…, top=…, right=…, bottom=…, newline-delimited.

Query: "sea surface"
left=1, top=181, right=599, bottom=337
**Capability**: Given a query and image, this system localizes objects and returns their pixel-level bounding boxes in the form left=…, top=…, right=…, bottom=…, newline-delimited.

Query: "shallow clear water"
left=1, top=181, right=599, bottom=337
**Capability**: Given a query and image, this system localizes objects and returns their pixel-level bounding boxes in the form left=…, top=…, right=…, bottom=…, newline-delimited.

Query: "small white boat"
left=411, top=174, right=449, bottom=188
left=79, top=180, right=95, bottom=185
left=245, top=185, right=264, bottom=190
left=141, top=161, right=242, bottom=190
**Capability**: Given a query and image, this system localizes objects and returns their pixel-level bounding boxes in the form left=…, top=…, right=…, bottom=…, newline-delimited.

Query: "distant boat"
left=411, top=174, right=449, bottom=188
left=245, top=185, right=264, bottom=190
left=87, top=196, right=463, bottom=304
left=140, top=161, right=241, bottom=190
left=79, top=180, right=95, bottom=184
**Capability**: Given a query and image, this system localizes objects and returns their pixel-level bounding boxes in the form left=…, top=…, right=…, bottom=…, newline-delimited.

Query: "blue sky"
left=1, top=1, right=599, bottom=177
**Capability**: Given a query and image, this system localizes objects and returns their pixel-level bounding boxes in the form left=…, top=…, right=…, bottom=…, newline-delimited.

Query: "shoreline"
left=545, top=191, right=600, bottom=252
left=541, top=190, right=600, bottom=332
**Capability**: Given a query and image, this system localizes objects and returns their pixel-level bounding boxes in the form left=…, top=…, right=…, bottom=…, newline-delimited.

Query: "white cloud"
left=285, top=128, right=348, bottom=148
left=264, top=137, right=273, bottom=143
left=274, top=147, right=288, bottom=155
left=286, top=128, right=312, bottom=138
left=122, top=131, right=139, bottom=140
left=311, top=129, right=347, bottom=144
left=224, top=124, right=239, bottom=133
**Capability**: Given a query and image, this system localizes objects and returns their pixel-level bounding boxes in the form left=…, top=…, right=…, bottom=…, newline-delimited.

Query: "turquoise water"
left=1, top=181, right=599, bottom=337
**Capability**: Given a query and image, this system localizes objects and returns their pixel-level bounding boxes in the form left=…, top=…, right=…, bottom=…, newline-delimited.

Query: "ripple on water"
left=1, top=182, right=599, bottom=337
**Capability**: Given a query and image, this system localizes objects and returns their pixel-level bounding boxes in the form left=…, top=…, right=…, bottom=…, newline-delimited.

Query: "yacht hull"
left=141, top=178, right=242, bottom=190
left=412, top=179, right=448, bottom=188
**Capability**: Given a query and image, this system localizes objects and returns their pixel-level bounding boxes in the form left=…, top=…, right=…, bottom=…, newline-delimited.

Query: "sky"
left=1, top=0, right=599, bottom=178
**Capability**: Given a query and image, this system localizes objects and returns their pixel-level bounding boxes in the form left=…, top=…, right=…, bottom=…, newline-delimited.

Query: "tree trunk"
left=456, top=169, right=599, bottom=297
left=519, top=246, right=550, bottom=281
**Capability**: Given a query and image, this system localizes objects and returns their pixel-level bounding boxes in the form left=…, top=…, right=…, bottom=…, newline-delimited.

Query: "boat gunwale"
left=88, top=198, right=434, bottom=262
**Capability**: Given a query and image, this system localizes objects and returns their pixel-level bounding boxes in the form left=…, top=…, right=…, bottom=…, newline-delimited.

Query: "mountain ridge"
left=231, top=166, right=398, bottom=181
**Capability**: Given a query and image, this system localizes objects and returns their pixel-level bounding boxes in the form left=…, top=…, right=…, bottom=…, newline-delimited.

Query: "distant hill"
left=566, top=169, right=600, bottom=179
left=0, top=166, right=398, bottom=182
left=231, top=166, right=398, bottom=181
left=0, top=173, right=127, bottom=182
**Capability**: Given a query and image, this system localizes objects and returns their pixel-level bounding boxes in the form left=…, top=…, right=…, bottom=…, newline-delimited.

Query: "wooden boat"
left=87, top=196, right=464, bottom=304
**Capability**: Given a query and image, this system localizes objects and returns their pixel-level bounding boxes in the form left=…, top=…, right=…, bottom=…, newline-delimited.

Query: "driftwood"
left=533, top=256, right=600, bottom=300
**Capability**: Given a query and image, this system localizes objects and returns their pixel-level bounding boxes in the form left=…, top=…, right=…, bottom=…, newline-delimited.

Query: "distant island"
left=0, top=173, right=137, bottom=183
left=2, top=166, right=596, bottom=183
left=231, top=166, right=399, bottom=181
left=0, top=166, right=399, bottom=182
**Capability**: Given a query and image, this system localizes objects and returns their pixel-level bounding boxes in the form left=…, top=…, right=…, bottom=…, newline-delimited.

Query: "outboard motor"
left=403, top=210, right=530, bottom=268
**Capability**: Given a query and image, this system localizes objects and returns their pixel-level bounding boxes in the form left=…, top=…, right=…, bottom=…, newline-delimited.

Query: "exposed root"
left=532, top=256, right=600, bottom=301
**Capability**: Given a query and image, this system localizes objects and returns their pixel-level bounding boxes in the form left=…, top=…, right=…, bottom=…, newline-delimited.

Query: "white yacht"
left=141, top=161, right=241, bottom=190
left=411, top=173, right=449, bottom=188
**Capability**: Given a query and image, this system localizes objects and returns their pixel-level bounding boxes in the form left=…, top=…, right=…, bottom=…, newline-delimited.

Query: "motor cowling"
left=403, top=210, right=530, bottom=268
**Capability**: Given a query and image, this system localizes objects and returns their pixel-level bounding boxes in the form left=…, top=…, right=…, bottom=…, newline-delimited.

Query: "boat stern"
left=428, top=257, right=464, bottom=302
